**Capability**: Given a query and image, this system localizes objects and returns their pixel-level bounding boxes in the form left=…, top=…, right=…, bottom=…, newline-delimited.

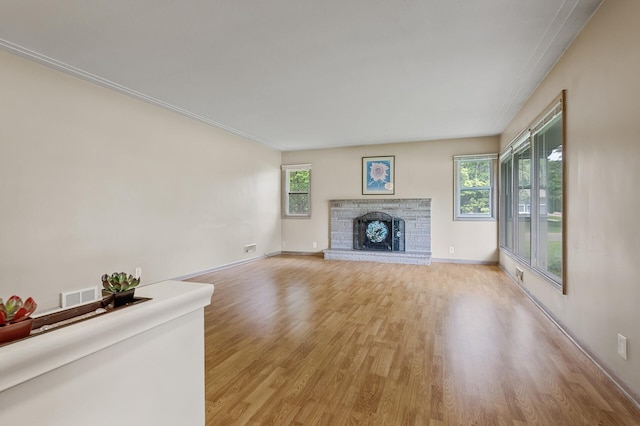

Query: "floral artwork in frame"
left=362, top=156, right=395, bottom=195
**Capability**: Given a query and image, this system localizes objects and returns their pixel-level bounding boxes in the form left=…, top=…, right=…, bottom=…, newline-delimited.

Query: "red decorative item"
left=0, top=317, right=34, bottom=345
left=0, top=295, right=38, bottom=345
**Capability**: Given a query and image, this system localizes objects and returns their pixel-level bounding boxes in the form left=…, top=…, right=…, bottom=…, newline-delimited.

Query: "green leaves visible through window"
left=454, top=155, right=497, bottom=220
left=282, top=165, right=311, bottom=218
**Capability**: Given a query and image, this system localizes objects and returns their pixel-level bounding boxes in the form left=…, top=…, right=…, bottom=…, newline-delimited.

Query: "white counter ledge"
left=0, top=280, right=214, bottom=426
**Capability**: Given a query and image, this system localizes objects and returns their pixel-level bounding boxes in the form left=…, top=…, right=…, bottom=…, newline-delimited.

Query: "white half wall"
left=0, top=280, right=213, bottom=425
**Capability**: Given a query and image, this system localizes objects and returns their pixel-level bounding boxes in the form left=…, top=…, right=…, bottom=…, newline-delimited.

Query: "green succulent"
left=101, top=272, right=140, bottom=293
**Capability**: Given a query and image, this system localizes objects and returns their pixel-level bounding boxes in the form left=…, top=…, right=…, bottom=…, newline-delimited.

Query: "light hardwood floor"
left=190, top=255, right=640, bottom=425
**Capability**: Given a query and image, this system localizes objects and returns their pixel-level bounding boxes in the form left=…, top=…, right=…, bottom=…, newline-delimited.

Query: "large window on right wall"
left=500, top=91, right=565, bottom=292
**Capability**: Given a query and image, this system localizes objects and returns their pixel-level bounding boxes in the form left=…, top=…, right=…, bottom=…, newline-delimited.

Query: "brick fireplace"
left=324, top=198, right=431, bottom=265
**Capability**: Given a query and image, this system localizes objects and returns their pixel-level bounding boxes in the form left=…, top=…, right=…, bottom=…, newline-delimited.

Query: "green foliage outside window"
left=545, top=151, right=562, bottom=214
left=458, top=159, right=492, bottom=215
left=287, top=169, right=310, bottom=216
left=288, top=193, right=309, bottom=215
left=289, top=170, right=309, bottom=192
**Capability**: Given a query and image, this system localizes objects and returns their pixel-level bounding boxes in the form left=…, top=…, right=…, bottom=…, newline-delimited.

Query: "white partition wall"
left=0, top=281, right=214, bottom=426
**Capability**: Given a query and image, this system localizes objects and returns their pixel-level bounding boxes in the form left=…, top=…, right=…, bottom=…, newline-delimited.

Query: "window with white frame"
left=500, top=92, right=565, bottom=290
left=454, top=154, right=497, bottom=220
left=282, top=164, right=311, bottom=218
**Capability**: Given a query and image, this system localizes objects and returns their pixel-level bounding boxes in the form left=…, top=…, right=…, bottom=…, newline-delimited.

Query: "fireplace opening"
left=353, top=212, right=405, bottom=251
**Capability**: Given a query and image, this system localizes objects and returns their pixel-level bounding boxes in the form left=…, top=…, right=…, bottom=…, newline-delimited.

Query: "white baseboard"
left=431, top=258, right=498, bottom=265
left=281, top=251, right=324, bottom=257
left=173, top=255, right=267, bottom=281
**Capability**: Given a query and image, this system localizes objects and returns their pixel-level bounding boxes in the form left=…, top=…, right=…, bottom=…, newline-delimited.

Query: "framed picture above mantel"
left=362, top=155, right=395, bottom=195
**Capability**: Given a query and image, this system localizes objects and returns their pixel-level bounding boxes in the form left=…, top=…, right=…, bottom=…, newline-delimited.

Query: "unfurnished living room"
left=1, top=0, right=639, bottom=425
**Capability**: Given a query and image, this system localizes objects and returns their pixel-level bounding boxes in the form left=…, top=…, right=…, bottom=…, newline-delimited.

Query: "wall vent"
left=61, top=286, right=101, bottom=308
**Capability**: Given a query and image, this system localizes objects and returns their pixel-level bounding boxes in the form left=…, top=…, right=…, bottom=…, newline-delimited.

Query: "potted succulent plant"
left=0, top=295, right=38, bottom=344
left=101, top=272, right=140, bottom=308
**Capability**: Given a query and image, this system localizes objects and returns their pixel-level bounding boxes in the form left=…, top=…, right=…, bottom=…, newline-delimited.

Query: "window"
left=282, top=164, right=311, bottom=218
left=500, top=155, right=513, bottom=251
left=500, top=92, right=565, bottom=290
left=515, top=145, right=531, bottom=261
left=533, top=110, right=563, bottom=278
left=454, top=154, right=497, bottom=220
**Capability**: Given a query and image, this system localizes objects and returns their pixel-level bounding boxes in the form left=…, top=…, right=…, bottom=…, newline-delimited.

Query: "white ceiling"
left=0, top=0, right=601, bottom=151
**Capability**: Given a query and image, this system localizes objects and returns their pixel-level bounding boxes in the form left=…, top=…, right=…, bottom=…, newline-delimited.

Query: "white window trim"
left=281, top=164, right=312, bottom=219
left=454, top=154, right=497, bottom=221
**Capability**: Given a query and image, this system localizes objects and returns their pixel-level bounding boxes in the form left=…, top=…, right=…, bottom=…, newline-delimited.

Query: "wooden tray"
left=0, top=296, right=151, bottom=346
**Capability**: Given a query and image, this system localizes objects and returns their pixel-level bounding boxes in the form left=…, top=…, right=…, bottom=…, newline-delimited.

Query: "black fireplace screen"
left=353, top=212, right=405, bottom=251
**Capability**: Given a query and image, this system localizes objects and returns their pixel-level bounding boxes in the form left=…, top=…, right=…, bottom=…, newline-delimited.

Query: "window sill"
left=454, top=216, right=496, bottom=222
left=499, top=247, right=563, bottom=291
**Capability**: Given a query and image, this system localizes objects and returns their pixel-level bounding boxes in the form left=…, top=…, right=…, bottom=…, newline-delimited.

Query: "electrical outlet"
left=135, top=267, right=142, bottom=279
left=516, top=267, right=524, bottom=282
left=449, top=246, right=454, bottom=254
left=313, top=241, right=317, bottom=248
left=244, top=243, right=257, bottom=253
left=618, top=334, right=627, bottom=360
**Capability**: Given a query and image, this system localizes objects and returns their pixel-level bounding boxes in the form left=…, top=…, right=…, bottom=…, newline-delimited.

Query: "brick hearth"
left=324, top=198, right=431, bottom=265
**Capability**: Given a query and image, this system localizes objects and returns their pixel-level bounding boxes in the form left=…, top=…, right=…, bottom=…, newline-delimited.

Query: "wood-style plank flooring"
left=189, top=255, right=640, bottom=425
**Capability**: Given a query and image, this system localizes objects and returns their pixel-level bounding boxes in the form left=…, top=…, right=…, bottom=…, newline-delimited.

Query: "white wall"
left=0, top=304, right=207, bottom=425
left=282, top=136, right=499, bottom=262
left=499, top=0, right=640, bottom=398
left=0, top=50, right=282, bottom=311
